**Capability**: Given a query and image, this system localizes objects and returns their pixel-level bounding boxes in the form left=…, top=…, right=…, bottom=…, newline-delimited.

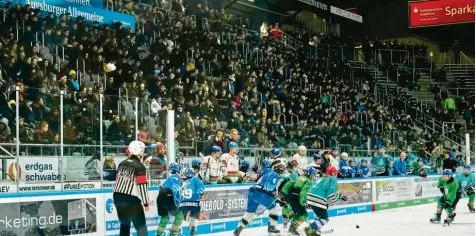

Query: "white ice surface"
left=207, top=203, right=475, bottom=236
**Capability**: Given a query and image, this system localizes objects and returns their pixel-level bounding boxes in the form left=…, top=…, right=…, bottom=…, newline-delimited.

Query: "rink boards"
left=0, top=175, right=445, bottom=236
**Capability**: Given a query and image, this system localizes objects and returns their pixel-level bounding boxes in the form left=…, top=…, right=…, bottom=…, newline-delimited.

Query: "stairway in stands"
left=348, top=60, right=474, bottom=154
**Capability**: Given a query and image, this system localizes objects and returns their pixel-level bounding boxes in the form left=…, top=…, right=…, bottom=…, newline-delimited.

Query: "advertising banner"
left=297, top=0, right=328, bottom=11
left=25, top=0, right=104, bottom=9
left=6, top=157, right=66, bottom=183
left=0, top=197, right=97, bottom=235
left=199, top=188, right=248, bottom=221
left=376, top=179, right=413, bottom=203
left=413, top=177, right=440, bottom=199
left=104, top=191, right=160, bottom=235
left=15, top=0, right=136, bottom=29
left=409, top=0, right=475, bottom=28
left=334, top=181, right=372, bottom=206
left=330, top=6, right=363, bottom=23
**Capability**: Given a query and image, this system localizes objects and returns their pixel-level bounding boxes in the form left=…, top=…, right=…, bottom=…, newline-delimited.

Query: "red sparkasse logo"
left=409, top=0, right=475, bottom=27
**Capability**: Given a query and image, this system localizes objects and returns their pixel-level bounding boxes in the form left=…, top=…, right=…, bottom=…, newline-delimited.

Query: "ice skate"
left=443, top=213, right=456, bottom=225
left=288, top=224, right=299, bottom=235
left=429, top=214, right=441, bottom=223
left=304, top=226, right=320, bottom=236
left=467, top=203, right=475, bottom=213
left=233, top=226, right=244, bottom=236
left=268, top=223, right=281, bottom=235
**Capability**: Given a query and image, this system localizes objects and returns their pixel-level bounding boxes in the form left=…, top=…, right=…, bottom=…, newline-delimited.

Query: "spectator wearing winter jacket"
left=442, top=153, right=458, bottom=172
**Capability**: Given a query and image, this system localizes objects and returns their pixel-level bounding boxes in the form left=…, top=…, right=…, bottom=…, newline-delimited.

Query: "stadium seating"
left=0, top=1, right=473, bottom=173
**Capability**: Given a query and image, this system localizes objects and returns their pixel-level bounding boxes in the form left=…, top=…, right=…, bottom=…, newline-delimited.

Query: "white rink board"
left=211, top=204, right=475, bottom=236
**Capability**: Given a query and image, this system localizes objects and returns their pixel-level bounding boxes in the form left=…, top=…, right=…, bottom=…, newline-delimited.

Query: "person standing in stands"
left=443, top=152, right=458, bottom=173
left=113, top=141, right=150, bottom=236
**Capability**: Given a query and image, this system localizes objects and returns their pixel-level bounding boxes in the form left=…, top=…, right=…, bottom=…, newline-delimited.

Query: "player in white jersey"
left=220, top=142, right=240, bottom=183
left=292, top=145, right=308, bottom=175
left=201, top=145, right=223, bottom=184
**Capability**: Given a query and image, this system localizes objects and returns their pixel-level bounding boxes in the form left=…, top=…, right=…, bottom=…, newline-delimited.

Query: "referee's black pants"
left=113, top=193, right=147, bottom=236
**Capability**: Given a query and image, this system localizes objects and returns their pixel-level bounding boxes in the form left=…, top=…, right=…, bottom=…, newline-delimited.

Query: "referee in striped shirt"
left=113, top=141, right=150, bottom=236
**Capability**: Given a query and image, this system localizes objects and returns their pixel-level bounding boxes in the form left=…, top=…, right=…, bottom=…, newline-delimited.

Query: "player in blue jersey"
left=356, top=159, right=370, bottom=178
left=238, top=160, right=251, bottom=182
left=456, top=165, right=475, bottom=213
left=338, top=152, right=349, bottom=170
left=155, top=163, right=184, bottom=236
left=261, top=159, right=272, bottom=176
left=233, top=159, right=287, bottom=236
left=191, top=159, right=202, bottom=180
left=179, top=168, right=205, bottom=236
left=304, top=166, right=348, bottom=236
left=269, top=148, right=282, bottom=159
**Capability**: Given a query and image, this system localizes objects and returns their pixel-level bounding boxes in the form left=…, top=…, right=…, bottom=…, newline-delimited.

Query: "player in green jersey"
left=430, top=169, right=462, bottom=224
left=455, top=165, right=475, bottom=213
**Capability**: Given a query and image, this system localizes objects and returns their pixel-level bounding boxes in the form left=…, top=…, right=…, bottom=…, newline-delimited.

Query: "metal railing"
left=460, top=52, right=474, bottom=65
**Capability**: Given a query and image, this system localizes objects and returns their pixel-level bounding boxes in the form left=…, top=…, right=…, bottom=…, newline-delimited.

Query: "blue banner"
left=27, top=0, right=105, bottom=9
left=16, top=0, right=136, bottom=29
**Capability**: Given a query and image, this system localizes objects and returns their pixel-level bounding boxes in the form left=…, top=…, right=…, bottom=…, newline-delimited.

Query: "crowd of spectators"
left=0, top=0, right=471, bottom=174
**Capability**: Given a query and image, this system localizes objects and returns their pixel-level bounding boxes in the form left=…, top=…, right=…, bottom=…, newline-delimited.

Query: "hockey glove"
left=464, top=185, right=475, bottom=195
left=439, top=187, right=445, bottom=194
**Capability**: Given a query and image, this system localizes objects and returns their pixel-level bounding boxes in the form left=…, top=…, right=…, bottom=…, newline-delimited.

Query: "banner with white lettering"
left=14, top=0, right=135, bottom=29
left=200, top=188, right=248, bottom=221
left=334, top=181, right=373, bottom=206
left=0, top=198, right=97, bottom=235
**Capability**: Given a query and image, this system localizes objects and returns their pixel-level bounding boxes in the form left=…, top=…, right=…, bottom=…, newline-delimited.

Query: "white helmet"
left=341, top=152, right=348, bottom=158
left=128, top=141, right=146, bottom=156
left=298, top=145, right=307, bottom=152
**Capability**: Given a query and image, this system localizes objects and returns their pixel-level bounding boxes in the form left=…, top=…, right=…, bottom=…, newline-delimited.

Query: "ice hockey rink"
left=208, top=203, right=475, bottom=236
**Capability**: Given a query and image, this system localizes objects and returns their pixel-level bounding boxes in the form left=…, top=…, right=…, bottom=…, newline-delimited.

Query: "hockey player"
left=220, top=142, right=240, bottom=183
left=261, top=159, right=272, bottom=176
left=456, top=165, right=475, bottom=213
left=179, top=168, right=205, bottom=236
left=405, top=149, right=418, bottom=175
left=287, top=167, right=317, bottom=235
left=292, top=145, right=308, bottom=175
left=269, top=148, right=282, bottom=159
left=278, top=160, right=299, bottom=230
left=338, top=152, right=349, bottom=170
left=305, top=166, right=348, bottom=236
left=371, top=148, right=389, bottom=176
left=233, top=159, right=287, bottom=236
left=201, top=145, right=223, bottom=184
left=355, top=159, right=370, bottom=178
left=191, top=159, right=202, bottom=180
left=430, top=169, right=462, bottom=224
left=238, top=160, right=251, bottom=183
left=414, top=159, right=431, bottom=178
left=338, top=165, right=354, bottom=179
left=155, top=163, right=184, bottom=236
left=309, top=154, right=323, bottom=176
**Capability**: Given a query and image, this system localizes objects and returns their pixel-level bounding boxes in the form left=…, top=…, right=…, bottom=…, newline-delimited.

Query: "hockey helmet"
left=191, top=159, right=201, bottom=169
left=169, top=162, right=182, bottom=174
left=184, top=168, right=195, bottom=178
left=128, top=141, right=146, bottom=156
left=325, top=166, right=338, bottom=176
